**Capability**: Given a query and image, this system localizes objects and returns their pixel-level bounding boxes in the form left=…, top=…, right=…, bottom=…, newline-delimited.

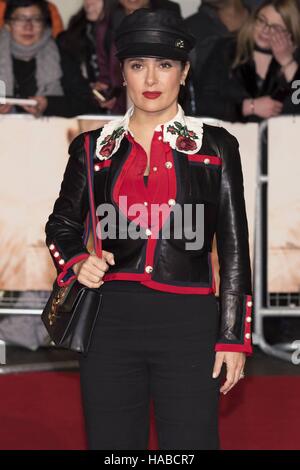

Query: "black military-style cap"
left=114, top=8, right=196, bottom=61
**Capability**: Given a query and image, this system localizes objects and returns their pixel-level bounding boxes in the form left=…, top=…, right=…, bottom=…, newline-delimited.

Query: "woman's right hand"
left=72, top=250, right=115, bottom=288
left=21, top=96, right=48, bottom=117
left=243, top=96, right=283, bottom=118
left=0, top=103, right=13, bottom=114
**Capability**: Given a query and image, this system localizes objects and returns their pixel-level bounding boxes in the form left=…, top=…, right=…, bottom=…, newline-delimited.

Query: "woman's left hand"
left=90, top=81, right=110, bottom=92
left=21, top=96, right=48, bottom=117
left=270, top=29, right=295, bottom=66
left=95, top=95, right=117, bottom=111
left=212, top=351, right=246, bottom=395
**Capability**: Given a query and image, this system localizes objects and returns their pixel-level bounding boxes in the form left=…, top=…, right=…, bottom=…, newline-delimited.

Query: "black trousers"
left=78, top=284, right=221, bottom=450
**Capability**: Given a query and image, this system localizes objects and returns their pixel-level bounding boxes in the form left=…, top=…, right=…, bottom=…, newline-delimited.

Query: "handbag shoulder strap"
left=83, top=133, right=102, bottom=259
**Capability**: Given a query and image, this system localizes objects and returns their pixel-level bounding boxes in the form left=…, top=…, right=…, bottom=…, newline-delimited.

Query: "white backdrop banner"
left=268, top=116, right=300, bottom=292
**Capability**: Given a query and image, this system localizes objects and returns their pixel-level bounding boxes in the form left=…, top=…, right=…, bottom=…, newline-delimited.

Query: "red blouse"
left=114, top=129, right=176, bottom=232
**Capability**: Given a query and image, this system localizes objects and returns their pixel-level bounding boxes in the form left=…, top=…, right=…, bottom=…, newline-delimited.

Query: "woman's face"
left=7, top=6, right=46, bottom=46
left=253, top=5, right=289, bottom=49
left=123, top=57, right=190, bottom=114
left=84, top=0, right=104, bottom=21
left=119, top=0, right=150, bottom=14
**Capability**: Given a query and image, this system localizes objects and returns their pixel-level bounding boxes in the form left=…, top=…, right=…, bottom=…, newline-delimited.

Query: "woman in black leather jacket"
left=45, top=9, right=253, bottom=450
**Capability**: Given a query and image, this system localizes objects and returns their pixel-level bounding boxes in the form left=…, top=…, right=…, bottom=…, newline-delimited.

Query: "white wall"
left=50, top=0, right=83, bottom=27
left=50, top=0, right=200, bottom=27
left=179, top=0, right=200, bottom=18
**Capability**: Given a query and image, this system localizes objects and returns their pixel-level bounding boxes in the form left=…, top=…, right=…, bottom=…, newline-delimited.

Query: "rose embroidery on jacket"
left=99, top=126, right=125, bottom=158
left=167, top=122, right=198, bottom=151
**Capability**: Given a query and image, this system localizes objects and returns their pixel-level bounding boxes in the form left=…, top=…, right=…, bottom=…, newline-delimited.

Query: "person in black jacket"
left=57, top=0, right=125, bottom=114
left=0, top=0, right=103, bottom=117
left=110, top=0, right=182, bottom=31
left=195, top=0, right=300, bottom=122
left=182, top=0, right=250, bottom=115
left=184, top=0, right=249, bottom=93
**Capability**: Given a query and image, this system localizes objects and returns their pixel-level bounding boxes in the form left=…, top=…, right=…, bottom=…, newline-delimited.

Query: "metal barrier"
left=0, top=113, right=122, bottom=374
left=253, top=117, right=300, bottom=363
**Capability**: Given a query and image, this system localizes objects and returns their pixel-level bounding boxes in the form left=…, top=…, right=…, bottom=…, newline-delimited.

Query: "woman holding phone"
left=45, top=8, right=253, bottom=450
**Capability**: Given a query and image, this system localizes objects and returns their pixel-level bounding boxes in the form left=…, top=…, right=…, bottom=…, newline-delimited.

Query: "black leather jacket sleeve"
left=45, top=133, right=91, bottom=285
left=214, top=128, right=253, bottom=355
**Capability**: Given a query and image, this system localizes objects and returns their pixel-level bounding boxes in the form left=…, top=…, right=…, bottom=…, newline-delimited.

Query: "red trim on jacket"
left=103, top=272, right=149, bottom=282
left=102, top=276, right=216, bottom=294
left=94, top=160, right=111, bottom=171
left=57, top=253, right=90, bottom=287
left=187, top=154, right=222, bottom=165
left=86, top=135, right=102, bottom=258
left=214, top=343, right=253, bottom=356
left=141, top=279, right=215, bottom=295
left=210, top=251, right=217, bottom=294
left=215, top=294, right=253, bottom=355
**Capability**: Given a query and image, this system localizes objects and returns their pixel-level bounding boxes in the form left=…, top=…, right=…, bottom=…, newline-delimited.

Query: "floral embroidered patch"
left=95, top=104, right=204, bottom=160
left=99, top=126, right=125, bottom=159
left=167, top=121, right=199, bottom=152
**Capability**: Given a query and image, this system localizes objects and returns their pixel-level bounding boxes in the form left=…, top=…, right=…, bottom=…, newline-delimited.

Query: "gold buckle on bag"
left=48, top=286, right=68, bottom=325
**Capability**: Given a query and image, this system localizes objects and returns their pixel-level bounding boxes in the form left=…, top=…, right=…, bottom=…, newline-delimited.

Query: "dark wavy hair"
left=4, top=0, right=52, bottom=27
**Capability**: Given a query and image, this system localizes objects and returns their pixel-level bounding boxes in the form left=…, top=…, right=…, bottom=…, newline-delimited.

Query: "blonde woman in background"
left=196, top=0, right=300, bottom=122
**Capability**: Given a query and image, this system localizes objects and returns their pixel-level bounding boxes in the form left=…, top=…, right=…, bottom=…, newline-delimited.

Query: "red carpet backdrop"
left=0, top=372, right=299, bottom=450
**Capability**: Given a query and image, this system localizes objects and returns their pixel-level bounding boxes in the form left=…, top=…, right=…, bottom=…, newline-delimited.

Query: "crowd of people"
left=0, top=0, right=300, bottom=121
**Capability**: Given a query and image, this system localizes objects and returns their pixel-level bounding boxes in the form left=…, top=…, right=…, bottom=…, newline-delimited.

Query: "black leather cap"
left=115, top=8, right=196, bottom=61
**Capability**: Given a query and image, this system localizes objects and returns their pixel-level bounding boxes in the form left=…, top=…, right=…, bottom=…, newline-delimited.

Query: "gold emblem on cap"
left=175, top=39, right=185, bottom=49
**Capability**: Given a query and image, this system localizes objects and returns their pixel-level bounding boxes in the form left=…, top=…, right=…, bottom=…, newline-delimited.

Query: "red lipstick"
left=143, top=92, right=162, bottom=99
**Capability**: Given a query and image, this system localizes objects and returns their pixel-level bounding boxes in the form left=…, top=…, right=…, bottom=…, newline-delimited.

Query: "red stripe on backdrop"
left=0, top=373, right=300, bottom=450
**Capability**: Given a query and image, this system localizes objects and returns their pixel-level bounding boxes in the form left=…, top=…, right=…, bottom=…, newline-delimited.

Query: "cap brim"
left=115, top=43, right=189, bottom=61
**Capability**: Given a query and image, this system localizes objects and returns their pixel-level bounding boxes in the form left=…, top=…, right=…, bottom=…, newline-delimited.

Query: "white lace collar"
left=95, top=104, right=204, bottom=160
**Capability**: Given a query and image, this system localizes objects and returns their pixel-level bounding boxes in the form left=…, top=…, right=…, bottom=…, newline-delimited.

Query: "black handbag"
left=41, top=133, right=103, bottom=354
